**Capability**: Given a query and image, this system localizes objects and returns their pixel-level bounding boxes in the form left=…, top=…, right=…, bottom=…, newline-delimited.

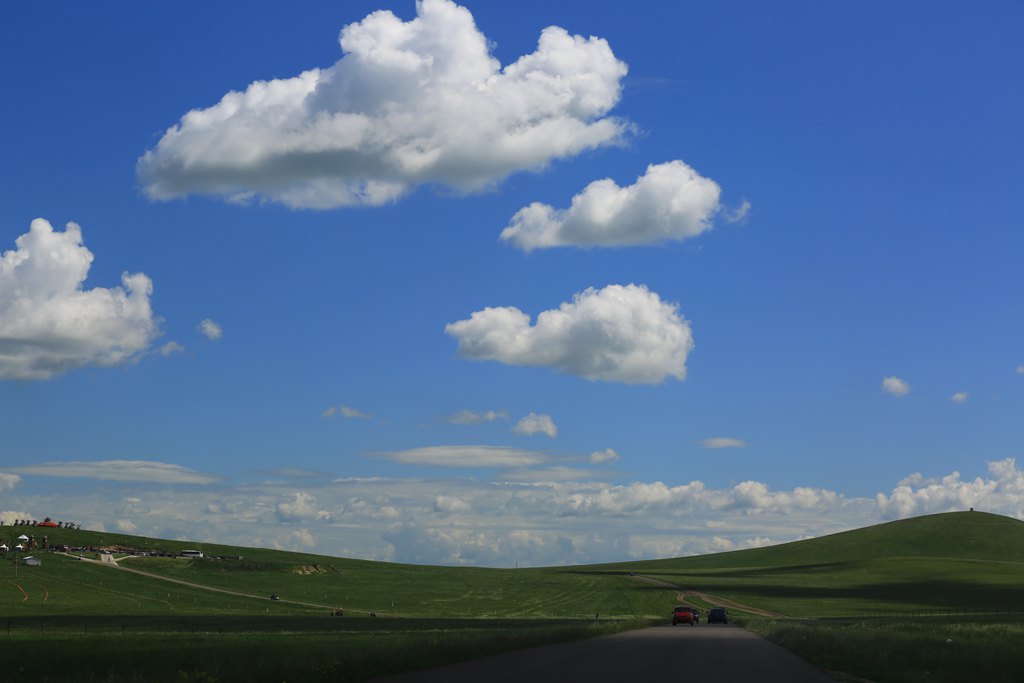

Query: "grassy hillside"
left=594, top=511, right=1024, bottom=616
left=0, top=525, right=674, bottom=620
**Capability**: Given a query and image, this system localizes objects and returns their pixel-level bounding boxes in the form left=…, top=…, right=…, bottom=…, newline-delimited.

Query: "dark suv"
left=707, top=607, right=728, bottom=624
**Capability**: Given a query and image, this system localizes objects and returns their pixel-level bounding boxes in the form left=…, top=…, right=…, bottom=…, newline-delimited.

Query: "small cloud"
left=1017, top=366, right=1024, bottom=375
left=951, top=392, right=969, bottom=404
left=260, top=467, right=332, bottom=480
left=4, top=460, right=221, bottom=485
left=701, top=437, right=746, bottom=449
left=323, top=404, right=373, bottom=419
left=723, top=199, right=751, bottom=224
left=513, top=413, right=558, bottom=438
left=339, top=405, right=372, bottom=420
left=0, top=473, right=21, bottom=491
left=198, top=318, right=222, bottom=340
left=446, top=409, right=510, bottom=425
left=882, top=376, right=911, bottom=397
left=589, top=448, right=619, bottom=463
left=159, top=341, right=185, bottom=356
left=367, top=445, right=547, bottom=468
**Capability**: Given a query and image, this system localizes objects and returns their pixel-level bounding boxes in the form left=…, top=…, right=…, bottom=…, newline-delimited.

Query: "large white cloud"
left=138, top=0, right=629, bottom=209
left=501, top=161, right=721, bottom=251
left=0, top=219, right=159, bottom=380
left=445, top=284, right=693, bottom=384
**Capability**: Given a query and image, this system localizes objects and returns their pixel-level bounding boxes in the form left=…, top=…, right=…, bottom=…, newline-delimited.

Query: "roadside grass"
left=744, top=616, right=1024, bottom=683
left=0, top=616, right=656, bottom=682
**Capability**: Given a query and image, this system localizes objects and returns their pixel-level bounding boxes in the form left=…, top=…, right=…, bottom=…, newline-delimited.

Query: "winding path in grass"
left=68, top=554, right=374, bottom=615
left=631, top=575, right=787, bottom=617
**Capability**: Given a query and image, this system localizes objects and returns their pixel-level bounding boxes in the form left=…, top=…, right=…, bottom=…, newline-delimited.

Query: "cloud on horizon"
left=0, top=219, right=159, bottom=380
left=137, top=0, right=629, bottom=209
left=446, top=284, right=693, bottom=384
left=4, top=459, right=1022, bottom=566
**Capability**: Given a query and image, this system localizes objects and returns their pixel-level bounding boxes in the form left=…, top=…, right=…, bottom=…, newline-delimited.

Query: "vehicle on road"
left=707, top=607, right=728, bottom=624
left=270, top=594, right=280, bottom=601
left=672, top=606, right=697, bottom=625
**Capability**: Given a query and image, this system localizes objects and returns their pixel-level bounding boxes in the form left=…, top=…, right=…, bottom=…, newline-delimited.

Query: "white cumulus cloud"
left=882, top=376, right=910, bottom=397
left=137, top=0, right=629, bottom=209
left=951, top=392, right=969, bottom=404
left=446, top=284, right=693, bottom=384
left=876, top=458, right=1024, bottom=519
left=501, top=161, right=721, bottom=251
left=513, top=413, right=558, bottom=438
left=0, top=473, right=20, bottom=492
left=0, top=219, right=159, bottom=380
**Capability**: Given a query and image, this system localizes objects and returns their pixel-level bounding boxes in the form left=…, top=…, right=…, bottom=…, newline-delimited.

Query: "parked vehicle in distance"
left=270, top=594, right=280, bottom=601
left=672, top=606, right=697, bottom=626
left=707, top=607, right=728, bottom=624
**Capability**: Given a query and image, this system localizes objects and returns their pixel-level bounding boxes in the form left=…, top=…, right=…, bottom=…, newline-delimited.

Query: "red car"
left=672, top=606, right=697, bottom=626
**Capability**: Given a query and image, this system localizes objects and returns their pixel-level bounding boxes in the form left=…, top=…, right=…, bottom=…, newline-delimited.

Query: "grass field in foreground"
left=3, top=511, right=1024, bottom=681
left=744, top=616, right=1024, bottom=683
left=0, top=617, right=656, bottom=683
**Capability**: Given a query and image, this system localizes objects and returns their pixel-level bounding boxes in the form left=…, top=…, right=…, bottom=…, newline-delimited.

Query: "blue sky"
left=1, top=1, right=1022, bottom=565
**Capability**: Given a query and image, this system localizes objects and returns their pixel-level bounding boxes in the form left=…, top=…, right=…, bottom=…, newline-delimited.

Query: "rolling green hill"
left=5, top=510, right=1023, bottom=620
left=595, top=511, right=1024, bottom=616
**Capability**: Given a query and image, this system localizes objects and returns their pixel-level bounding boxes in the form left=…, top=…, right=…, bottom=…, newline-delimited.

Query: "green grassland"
left=3, top=511, right=1023, bottom=681
left=593, top=511, right=1024, bottom=617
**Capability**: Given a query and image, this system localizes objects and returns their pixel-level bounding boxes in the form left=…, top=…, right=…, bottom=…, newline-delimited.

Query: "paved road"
left=371, top=624, right=837, bottom=683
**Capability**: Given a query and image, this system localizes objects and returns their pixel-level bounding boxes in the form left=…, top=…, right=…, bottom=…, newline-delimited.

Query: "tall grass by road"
left=745, top=616, right=1024, bottom=683
left=0, top=617, right=656, bottom=682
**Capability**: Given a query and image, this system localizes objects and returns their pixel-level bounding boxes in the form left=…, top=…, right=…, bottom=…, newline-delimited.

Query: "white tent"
left=15, top=543, right=24, bottom=550
left=0, top=544, right=8, bottom=551
left=17, top=534, right=29, bottom=541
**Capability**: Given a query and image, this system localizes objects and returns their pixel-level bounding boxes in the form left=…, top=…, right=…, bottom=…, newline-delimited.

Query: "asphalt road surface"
left=371, top=623, right=837, bottom=683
